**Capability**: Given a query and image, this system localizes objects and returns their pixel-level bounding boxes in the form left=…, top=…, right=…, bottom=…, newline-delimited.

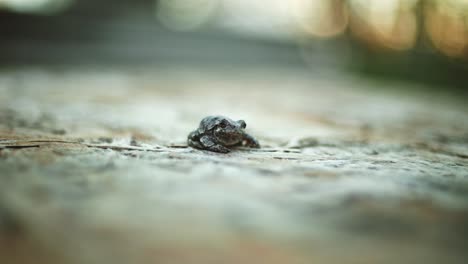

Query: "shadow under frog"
left=188, top=116, right=260, bottom=153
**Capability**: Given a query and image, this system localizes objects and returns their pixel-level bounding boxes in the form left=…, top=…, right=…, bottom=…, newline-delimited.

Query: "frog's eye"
left=219, top=122, right=227, bottom=128
left=238, top=120, right=246, bottom=129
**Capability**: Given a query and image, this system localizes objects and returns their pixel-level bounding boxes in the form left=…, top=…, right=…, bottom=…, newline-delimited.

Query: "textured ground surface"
left=1, top=66, right=468, bottom=264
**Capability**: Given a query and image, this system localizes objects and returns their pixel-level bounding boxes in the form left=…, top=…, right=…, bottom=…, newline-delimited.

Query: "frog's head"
left=211, top=116, right=246, bottom=145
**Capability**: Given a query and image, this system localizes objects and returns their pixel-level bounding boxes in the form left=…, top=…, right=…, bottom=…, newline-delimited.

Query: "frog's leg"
left=200, top=135, right=230, bottom=153
left=242, top=133, right=260, bottom=148
left=187, top=131, right=204, bottom=149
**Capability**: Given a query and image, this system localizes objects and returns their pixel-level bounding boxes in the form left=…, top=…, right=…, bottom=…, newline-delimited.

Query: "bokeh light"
left=425, top=1, right=468, bottom=58
left=156, top=0, right=218, bottom=31
left=348, top=0, right=419, bottom=51
left=291, top=0, right=348, bottom=38
left=0, top=0, right=71, bottom=14
left=150, top=0, right=468, bottom=59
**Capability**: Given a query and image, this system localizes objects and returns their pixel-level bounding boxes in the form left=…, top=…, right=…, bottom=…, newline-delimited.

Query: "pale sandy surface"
left=1, top=66, right=468, bottom=264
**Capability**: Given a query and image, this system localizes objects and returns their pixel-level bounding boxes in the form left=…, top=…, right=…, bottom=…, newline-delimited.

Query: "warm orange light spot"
left=291, top=0, right=349, bottom=38
left=377, top=10, right=418, bottom=51
left=348, top=0, right=418, bottom=51
left=425, top=3, right=468, bottom=58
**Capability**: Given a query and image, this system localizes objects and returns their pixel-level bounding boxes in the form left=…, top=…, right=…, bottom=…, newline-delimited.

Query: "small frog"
left=188, top=116, right=260, bottom=153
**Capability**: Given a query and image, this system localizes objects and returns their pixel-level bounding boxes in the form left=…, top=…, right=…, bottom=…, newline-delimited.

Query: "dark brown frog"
left=188, top=116, right=260, bottom=153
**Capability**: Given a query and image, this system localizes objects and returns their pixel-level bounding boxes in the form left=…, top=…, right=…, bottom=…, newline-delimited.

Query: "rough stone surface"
left=1, top=67, right=468, bottom=264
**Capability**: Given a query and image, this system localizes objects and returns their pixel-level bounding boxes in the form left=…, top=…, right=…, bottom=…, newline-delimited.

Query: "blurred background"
left=1, top=0, right=467, bottom=90
left=2, top=2, right=468, bottom=264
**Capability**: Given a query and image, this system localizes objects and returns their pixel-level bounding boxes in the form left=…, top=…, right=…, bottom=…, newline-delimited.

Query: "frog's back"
left=200, top=116, right=225, bottom=131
